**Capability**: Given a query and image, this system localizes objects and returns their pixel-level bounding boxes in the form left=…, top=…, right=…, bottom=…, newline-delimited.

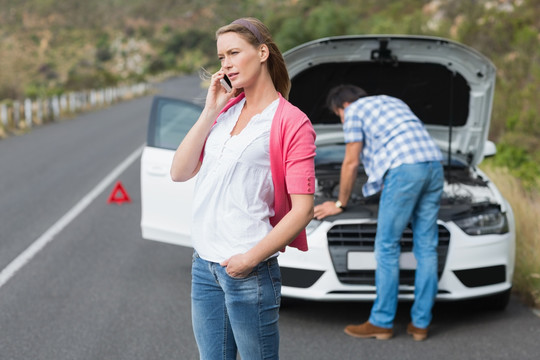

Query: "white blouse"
left=191, top=98, right=279, bottom=263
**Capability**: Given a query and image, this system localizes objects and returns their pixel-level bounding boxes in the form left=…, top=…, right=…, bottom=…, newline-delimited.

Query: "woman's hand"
left=220, top=253, right=255, bottom=278
left=205, top=69, right=236, bottom=113
left=170, top=69, right=237, bottom=182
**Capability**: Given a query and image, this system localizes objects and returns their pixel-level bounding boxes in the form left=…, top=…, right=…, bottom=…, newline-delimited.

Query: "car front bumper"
left=278, top=220, right=515, bottom=302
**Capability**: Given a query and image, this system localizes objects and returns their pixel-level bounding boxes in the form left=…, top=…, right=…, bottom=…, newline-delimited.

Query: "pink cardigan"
left=202, top=92, right=316, bottom=251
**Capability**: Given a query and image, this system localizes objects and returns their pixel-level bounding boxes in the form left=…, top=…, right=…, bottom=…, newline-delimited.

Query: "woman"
left=170, top=18, right=316, bottom=359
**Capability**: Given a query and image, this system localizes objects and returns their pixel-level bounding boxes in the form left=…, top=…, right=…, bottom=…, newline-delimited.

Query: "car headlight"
left=306, top=219, right=322, bottom=235
left=454, top=211, right=509, bottom=235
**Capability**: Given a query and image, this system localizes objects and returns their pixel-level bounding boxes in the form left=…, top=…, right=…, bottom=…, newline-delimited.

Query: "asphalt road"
left=0, top=75, right=539, bottom=360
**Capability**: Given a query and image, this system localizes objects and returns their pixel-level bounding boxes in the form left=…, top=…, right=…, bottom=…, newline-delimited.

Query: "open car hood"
left=284, top=35, right=496, bottom=166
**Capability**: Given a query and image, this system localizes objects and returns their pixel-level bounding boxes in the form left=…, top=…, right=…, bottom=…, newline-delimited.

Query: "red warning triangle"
left=107, top=181, right=132, bottom=205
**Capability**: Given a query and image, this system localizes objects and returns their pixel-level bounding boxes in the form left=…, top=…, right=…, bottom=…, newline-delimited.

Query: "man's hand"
left=314, top=201, right=343, bottom=220
left=313, top=142, right=362, bottom=220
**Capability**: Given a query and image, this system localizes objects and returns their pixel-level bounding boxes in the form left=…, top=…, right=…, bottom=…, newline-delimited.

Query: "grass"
left=480, top=163, right=540, bottom=308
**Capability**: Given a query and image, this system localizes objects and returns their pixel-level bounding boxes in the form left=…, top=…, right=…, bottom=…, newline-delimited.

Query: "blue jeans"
left=191, top=252, right=281, bottom=360
left=369, top=161, right=444, bottom=329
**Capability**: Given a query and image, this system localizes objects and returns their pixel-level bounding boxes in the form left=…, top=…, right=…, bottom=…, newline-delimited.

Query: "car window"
left=147, top=97, right=203, bottom=150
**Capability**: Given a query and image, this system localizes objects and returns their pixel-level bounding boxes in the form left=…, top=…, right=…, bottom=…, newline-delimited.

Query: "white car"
left=141, top=35, right=515, bottom=309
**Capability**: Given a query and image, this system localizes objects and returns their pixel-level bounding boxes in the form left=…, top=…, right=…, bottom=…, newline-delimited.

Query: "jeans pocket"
left=224, top=267, right=257, bottom=280
left=267, top=259, right=282, bottom=305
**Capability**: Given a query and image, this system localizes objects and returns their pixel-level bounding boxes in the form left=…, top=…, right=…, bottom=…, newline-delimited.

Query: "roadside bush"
left=163, top=29, right=215, bottom=56
left=96, top=33, right=113, bottom=62
left=0, top=83, right=22, bottom=100
left=489, top=143, right=540, bottom=190
left=65, top=63, right=118, bottom=91
left=480, top=164, right=540, bottom=308
left=146, top=57, right=167, bottom=75
left=23, top=83, right=63, bottom=99
left=274, top=17, right=309, bottom=52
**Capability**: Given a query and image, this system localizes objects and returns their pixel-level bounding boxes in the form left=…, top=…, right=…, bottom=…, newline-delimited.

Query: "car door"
left=140, top=96, right=202, bottom=247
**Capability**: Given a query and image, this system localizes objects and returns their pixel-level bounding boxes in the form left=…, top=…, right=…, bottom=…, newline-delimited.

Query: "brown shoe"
left=344, top=321, right=393, bottom=340
left=407, top=322, right=428, bottom=341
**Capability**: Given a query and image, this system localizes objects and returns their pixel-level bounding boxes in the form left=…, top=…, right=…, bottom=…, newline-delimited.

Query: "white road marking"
left=0, top=145, right=144, bottom=289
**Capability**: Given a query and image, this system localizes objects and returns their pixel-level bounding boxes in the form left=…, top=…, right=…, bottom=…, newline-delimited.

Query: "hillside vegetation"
left=1, top=0, right=538, bottom=185
left=1, top=0, right=538, bottom=305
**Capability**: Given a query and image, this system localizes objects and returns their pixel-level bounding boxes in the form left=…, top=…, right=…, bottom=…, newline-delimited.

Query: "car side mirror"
left=483, top=140, right=497, bottom=158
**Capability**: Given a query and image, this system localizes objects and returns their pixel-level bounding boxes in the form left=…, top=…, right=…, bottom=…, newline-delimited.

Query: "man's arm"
left=314, top=141, right=363, bottom=219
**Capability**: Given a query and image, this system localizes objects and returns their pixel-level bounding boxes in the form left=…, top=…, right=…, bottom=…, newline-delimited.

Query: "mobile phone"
left=220, top=75, right=232, bottom=93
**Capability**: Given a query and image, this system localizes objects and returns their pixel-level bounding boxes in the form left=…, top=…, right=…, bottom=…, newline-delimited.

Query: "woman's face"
left=217, top=32, right=265, bottom=90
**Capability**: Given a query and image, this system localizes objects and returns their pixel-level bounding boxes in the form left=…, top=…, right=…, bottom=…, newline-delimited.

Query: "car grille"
left=327, top=223, right=451, bottom=285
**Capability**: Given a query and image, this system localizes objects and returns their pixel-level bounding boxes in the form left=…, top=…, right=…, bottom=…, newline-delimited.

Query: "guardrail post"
left=51, top=96, right=60, bottom=120
left=1, top=104, right=7, bottom=128
left=24, top=98, right=32, bottom=128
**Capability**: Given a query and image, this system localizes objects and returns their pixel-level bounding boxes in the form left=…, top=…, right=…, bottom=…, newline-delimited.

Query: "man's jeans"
left=191, top=252, right=281, bottom=360
left=369, top=161, right=444, bottom=329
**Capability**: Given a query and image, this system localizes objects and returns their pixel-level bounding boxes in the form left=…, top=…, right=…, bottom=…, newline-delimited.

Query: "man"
left=314, top=85, right=444, bottom=341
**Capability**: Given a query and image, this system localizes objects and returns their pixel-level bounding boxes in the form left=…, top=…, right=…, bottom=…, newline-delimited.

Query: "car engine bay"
left=313, top=161, right=502, bottom=222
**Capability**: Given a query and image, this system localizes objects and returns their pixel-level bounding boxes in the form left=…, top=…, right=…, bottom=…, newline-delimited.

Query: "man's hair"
left=326, top=85, right=368, bottom=112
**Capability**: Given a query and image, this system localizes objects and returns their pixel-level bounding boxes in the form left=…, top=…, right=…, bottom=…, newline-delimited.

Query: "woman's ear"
left=259, top=44, right=270, bottom=63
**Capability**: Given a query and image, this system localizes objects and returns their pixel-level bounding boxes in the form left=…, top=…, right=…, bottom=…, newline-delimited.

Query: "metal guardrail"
left=0, top=83, right=151, bottom=137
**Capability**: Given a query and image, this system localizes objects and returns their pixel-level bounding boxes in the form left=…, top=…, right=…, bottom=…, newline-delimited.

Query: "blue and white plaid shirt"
left=343, top=95, right=443, bottom=196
